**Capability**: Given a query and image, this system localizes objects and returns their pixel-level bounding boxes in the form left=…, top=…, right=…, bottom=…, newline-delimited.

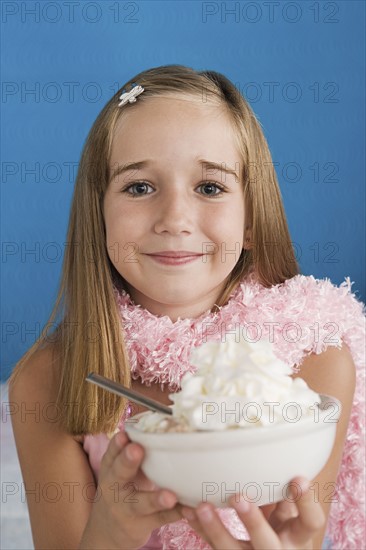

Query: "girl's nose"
left=153, top=192, right=194, bottom=235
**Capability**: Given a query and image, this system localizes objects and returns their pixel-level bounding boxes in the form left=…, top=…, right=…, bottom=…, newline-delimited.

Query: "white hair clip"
left=118, top=84, right=145, bottom=107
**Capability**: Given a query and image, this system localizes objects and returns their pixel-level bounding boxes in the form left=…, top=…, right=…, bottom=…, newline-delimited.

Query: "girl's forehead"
left=109, top=94, right=240, bottom=168
left=113, top=93, right=226, bottom=131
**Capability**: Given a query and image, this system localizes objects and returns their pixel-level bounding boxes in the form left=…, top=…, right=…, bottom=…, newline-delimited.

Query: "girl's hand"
left=79, top=431, right=183, bottom=550
left=181, top=477, right=326, bottom=550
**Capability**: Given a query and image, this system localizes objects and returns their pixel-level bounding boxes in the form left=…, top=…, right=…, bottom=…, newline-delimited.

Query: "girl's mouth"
left=146, top=252, right=204, bottom=266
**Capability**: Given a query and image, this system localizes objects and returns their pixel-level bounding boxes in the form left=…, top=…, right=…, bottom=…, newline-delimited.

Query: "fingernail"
left=235, top=496, right=250, bottom=513
left=197, top=505, right=213, bottom=522
left=159, top=492, right=176, bottom=507
left=299, top=478, right=310, bottom=493
left=125, top=446, right=136, bottom=461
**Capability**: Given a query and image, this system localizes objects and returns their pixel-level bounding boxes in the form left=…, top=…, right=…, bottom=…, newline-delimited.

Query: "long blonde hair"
left=9, top=65, right=300, bottom=435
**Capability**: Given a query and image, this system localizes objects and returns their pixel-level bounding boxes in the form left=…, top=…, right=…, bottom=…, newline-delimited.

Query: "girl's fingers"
left=102, top=431, right=129, bottom=470
left=128, top=489, right=178, bottom=517
left=268, top=499, right=298, bottom=530
left=229, top=496, right=281, bottom=550
left=193, top=502, right=244, bottom=550
left=110, top=439, right=145, bottom=483
left=131, top=466, right=159, bottom=492
left=286, top=478, right=326, bottom=543
left=102, top=432, right=175, bottom=501
left=189, top=479, right=324, bottom=550
left=127, top=494, right=184, bottom=531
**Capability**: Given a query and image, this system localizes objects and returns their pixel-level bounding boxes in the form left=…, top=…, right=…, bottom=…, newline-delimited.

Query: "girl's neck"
left=123, top=281, right=228, bottom=322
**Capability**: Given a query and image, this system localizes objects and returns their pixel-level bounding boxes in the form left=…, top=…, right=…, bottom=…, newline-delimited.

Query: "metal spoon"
left=86, top=372, right=173, bottom=415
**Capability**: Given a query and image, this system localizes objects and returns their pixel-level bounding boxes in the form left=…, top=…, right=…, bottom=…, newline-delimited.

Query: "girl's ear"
left=243, top=226, right=253, bottom=250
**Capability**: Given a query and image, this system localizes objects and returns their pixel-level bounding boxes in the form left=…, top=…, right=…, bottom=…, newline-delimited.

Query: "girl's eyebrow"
left=198, top=159, right=240, bottom=180
left=110, top=160, right=152, bottom=183
left=109, top=158, right=240, bottom=183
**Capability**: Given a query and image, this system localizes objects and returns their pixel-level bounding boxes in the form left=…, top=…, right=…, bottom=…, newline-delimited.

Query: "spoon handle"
left=86, top=372, right=173, bottom=415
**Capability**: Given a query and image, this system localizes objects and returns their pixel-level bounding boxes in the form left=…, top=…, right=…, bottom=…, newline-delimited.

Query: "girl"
left=9, top=65, right=365, bottom=550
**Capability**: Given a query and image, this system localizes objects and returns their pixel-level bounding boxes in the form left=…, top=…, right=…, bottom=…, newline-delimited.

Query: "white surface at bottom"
left=1, top=383, right=34, bottom=550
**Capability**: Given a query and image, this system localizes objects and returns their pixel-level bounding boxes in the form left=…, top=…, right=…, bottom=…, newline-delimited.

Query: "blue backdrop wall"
left=1, top=0, right=365, bottom=381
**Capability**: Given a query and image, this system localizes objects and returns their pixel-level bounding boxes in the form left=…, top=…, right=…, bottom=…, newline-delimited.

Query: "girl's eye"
left=123, top=182, right=154, bottom=196
left=198, top=182, right=225, bottom=197
left=121, top=181, right=226, bottom=198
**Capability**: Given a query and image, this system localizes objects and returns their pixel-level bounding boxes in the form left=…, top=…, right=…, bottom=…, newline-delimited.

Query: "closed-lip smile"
left=145, top=251, right=205, bottom=266
left=147, top=251, right=203, bottom=258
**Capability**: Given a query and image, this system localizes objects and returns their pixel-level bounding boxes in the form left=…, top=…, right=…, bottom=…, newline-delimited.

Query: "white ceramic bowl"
left=125, top=394, right=340, bottom=508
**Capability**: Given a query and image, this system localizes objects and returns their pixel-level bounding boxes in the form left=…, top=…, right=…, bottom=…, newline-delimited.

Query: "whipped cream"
left=134, top=333, right=321, bottom=432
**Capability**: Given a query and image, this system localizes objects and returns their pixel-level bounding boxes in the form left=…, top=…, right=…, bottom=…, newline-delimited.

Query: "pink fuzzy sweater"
left=83, top=273, right=365, bottom=549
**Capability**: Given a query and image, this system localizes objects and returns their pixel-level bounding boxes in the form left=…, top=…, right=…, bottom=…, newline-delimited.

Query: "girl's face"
left=103, top=95, right=246, bottom=321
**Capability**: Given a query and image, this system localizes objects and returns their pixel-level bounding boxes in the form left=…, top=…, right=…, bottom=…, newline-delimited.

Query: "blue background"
left=1, top=0, right=365, bottom=381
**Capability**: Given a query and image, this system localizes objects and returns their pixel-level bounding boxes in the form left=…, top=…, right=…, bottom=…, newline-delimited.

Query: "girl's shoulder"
left=8, top=343, right=82, bottom=442
left=9, top=342, right=61, bottom=401
left=9, top=342, right=59, bottom=391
